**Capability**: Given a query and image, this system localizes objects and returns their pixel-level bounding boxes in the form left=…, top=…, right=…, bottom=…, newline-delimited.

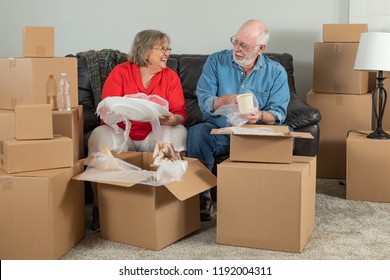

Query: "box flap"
left=211, top=125, right=313, bottom=139
left=165, top=158, right=217, bottom=201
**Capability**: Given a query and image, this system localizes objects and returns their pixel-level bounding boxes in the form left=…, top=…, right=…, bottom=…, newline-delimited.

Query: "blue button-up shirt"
left=196, top=49, right=290, bottom=128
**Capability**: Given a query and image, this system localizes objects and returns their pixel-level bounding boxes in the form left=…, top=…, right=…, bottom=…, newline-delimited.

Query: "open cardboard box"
left=211, top=125, right=313, bottom=163
left=73, top=151, right=216, bottom=250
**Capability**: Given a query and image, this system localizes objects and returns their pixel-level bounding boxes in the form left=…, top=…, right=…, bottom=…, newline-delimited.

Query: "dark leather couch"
left=72, top=51, right=321, bottom=158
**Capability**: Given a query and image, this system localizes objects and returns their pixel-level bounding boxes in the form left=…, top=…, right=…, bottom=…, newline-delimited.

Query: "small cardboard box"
left=0, top=135, right=73, bottom=174
left=323, top=24, right=368, bottom=42
left=216, top=156, right=316, bottom=253
left=313, top=42, right=375, bottom=94
left=0, top=162, right=85, bottom=260
left=15, top=104, right=53, bottom=140
left=346, top=132, right=390, bottom=202
left=0, top=57, right=78, bottom=110
left=73, top=152, right=217, bottom=250
left=306, top=91, right=372, bottom=179
left=23, top=26, right=54, bottom=57
left=53, top=106, right=84, bottom=160
left=211, top=125, right=313, bottom=163
left=0, top=109, right=15, bottom=139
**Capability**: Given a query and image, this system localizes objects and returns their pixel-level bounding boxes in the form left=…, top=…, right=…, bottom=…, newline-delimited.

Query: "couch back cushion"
left=168, top=53, right=296, bottom=127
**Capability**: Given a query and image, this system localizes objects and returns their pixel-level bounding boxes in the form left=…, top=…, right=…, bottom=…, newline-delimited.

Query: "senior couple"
left=88, top=19, right=290, bottom=230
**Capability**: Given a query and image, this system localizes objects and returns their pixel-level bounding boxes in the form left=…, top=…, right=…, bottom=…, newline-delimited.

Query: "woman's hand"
left=159, top=113, right=184, bottom=126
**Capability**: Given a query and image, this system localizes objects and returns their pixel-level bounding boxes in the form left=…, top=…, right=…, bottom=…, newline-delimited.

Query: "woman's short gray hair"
left=128, top=30, right=170, bottom=67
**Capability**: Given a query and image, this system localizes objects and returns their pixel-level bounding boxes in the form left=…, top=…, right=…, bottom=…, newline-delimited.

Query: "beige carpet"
left=61, top=178, right=390, bottom=260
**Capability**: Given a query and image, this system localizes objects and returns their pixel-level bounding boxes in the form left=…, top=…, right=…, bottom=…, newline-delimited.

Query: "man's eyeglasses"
left=154, top=47, right=172, bottom=54
left=230, top=36, right=260, bottom=52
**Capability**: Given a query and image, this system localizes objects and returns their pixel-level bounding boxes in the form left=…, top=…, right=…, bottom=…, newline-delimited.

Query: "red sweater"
left=102, top=62, right=187, bottom=140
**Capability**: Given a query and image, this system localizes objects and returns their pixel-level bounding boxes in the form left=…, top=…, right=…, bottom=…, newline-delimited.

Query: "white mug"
left=237, top=93, right=255, bottom=114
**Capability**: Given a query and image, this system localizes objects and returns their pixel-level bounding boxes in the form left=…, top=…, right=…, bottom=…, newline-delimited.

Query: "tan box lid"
left=23, top=26, right=54, bottom=57
left=73, top=152, right=217, bottom=201
left=210, top=124, right=313, bottom=139
left=323, top=24, right=368, bottom=42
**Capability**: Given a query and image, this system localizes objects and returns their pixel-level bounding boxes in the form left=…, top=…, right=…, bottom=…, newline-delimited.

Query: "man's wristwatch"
left=255, top=110, right=263, bottom=124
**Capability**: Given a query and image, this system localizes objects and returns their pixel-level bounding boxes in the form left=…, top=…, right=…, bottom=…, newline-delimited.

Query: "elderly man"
left=187, top=19, right=290, bottom=221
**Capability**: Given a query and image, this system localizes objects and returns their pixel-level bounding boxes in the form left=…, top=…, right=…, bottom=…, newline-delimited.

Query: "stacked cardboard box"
left=307, top=24, right=374, bottom=179
left=212, top=125, right=317, bottom=253
left=0, top=27, right=85, bottom=260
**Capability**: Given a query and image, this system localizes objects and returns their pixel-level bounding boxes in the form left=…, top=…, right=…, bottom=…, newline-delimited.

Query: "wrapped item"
left=77, top=152, right=188, bottom=186
left=96, top=93, right=169, bottom=152
left=214, top=92, right=259, bottom=127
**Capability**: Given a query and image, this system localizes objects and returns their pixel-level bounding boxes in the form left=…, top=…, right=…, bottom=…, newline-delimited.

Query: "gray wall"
left=0, top=0, right=349, bottom=97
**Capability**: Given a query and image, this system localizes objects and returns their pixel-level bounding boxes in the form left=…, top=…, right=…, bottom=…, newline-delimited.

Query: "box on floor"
left=73, top=151, right=217, bottom=251
left=0, top=162, right=85, bottom=260
left=347, top=131, right=390, bottom=202
left=306, top=90, right=372, bottom=179
left=216, top=156, right=317, bottom=253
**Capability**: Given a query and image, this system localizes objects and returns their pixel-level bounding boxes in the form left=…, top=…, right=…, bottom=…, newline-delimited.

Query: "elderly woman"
left=88, top=30, right=187, bottom=230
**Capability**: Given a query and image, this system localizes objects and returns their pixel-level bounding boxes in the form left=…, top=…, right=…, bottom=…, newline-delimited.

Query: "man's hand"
left=214, top=94, right=238, bottom=110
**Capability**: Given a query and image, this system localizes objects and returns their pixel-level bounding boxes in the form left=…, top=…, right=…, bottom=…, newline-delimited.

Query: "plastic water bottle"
left=46, top=74, right=57, bottom=109
left=57, top=73, right=71, bottom=112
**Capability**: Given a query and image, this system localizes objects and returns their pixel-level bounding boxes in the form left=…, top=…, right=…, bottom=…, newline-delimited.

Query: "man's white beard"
left=233, top=51, right=258, bottom=67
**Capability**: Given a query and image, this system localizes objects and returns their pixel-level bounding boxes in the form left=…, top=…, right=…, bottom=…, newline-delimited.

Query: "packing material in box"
left=346, top=131, right=390, bottom=202
left=216, top=156, right=316, bottom=253
left=0, top=135, right=73, bottom=174
left=23, top=26, right=54, bottom=57
left=313, top=42, right=375, bottom=94
left=73, top=152, right=216, bottom=250
left=0, top=57, right=78, bottom=110
left=15, top=104, right=53, bottom=140
left=323, top=24, right=368, bottom=42
left=211, top=125, right=313, bottom=163
left=0, top=162, right=85, bottom=260
left=0, top=109, right=15, bottom=139
left=53, top=106, right=84, bottom=160
left=306, top=90, right=372, bottom=179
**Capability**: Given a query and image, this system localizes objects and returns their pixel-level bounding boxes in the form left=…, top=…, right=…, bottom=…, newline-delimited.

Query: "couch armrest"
left=285, top=94, right=321, bottom=130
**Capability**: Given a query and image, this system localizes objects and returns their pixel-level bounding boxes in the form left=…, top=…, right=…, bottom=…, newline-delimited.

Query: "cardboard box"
left=216, top=156, right=316, bottom=253
left=0, top=57, right=78, bottom=110
left=306, top=91, right=372, bottom=178
left=0, top=163, right=85, bottom=260
left=73, top=152, right=217, bottom=250
left=15, top=104, right=53, bottom=140
left=22, top=26, right=54, bottom=57
left=0, top=109, right=15, bottom=139
left=211, top=125, right=313, bottom=163
left=0, top=135, right=73, bottom=174
left=313, top=42, right=375, bottom=94
left=323, top=24, right=368, bottom=42
left=53, top=106, right=84, bottom=160
left=346, top=132, right=390, bottom=202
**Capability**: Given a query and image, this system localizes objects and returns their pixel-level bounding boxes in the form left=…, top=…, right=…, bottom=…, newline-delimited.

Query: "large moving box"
left=306, top=91, right=372, bottom=178
left=346, top=132, right=390, bottom=202
left=0, top=57, right=78, bottom=110
left=74, top=152, right=217, bottom=250
left=216, top=156, right=316, bottom=253
left=0, top=163, right=85, bottom=259
left=313, top=42, right=375, bottom=94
